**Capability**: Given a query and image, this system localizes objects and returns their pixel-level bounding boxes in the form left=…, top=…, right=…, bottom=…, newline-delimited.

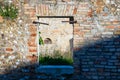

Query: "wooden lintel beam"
left=33, top=21, right=49, bottom=25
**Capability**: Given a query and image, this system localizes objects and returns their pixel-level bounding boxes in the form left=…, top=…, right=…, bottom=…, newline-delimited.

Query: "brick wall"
left=73, top=0, right=120, bottom=79
left=0, top=0, right=120, bottom=79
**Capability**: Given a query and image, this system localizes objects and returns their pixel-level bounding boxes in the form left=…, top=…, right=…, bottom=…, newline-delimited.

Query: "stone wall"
left=0, top=0, right=120, bottom=79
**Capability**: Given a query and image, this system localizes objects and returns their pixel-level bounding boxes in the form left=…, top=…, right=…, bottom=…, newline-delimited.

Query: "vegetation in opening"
left=39, top=50, right=73, bottom=65
left=39, top=32, right=44, bottom=45
left=0, top=2, right=18, bottom=20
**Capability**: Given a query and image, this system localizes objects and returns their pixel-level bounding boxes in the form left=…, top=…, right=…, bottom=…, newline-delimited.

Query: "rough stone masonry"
left=0, top=0, right=120, bottom=79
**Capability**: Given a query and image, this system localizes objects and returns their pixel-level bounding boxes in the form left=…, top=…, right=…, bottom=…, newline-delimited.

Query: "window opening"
left=44, top=38, right=52, bottom=44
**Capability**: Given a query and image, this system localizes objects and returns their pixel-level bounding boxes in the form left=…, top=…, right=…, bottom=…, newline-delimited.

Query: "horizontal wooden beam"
left=37, top=16, right=75, bottom=24
left=62, top=20, right=77, bottom=24
left=33, top=21, right=49, bottom=25
left=37, top=16, right=73, bottom=18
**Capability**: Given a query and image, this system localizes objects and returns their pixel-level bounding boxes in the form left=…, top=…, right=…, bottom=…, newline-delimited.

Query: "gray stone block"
left=105, top=66, right=116, bottom=69
left=108, top=62, right=113, bottom=66
left=111, top=56, right=117, bottom=59
left=108, top=60, right=119, bottom=63
left=35, top=65, right=74, bottom=75
left=101, top=62, right=107, bottom=65
left=82, top=69, right=89, bottom=72
left=94, top=65, right=104, bottom=68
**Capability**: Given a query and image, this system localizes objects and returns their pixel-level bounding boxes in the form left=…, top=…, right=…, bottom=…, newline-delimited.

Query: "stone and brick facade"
left=0, top=0, right=120, bottom=79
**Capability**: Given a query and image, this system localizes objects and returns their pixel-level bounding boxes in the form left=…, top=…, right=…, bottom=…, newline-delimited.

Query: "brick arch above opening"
left=36, top=2, right=81, bottom=16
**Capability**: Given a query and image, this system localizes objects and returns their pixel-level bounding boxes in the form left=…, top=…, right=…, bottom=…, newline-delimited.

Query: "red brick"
left=52, top=30, right=60, bottom=33
left=73, top=8, right=77, bottom=14
left=28, top=41, right=37, bottom=47
left=30, top=33, right=37, bottom=36
left=29, top=9, right=36, bottom=17
left=28, top=37, right=36, bottom=47
left=28, top=37, right=37, bottom=47
left=27, top=55, right=37, bottom=63
left=6, top=48, right=13, bottom=52
left=0, top=16, right=3, bottom=23
left=73, top=47, right=81, bottom=51
left=29, top=25, right=37, bottom=32
left=74, top=31, right=84, bottom=37
left=87, top=9, right=93, bottom=17
left=29, top=48, right=37, bottom=52
left=112, top=20, right=119, bottom=24
left=96, top=7, right=103, bottom=14
left=118, top=26, right=120, bottom=29
left=87, top=12, right=93, bottom=17
left=105, top=26, right=115, bottom=29
left=114, top=30, right=120, bottom=35
left=95, top=0, right=104, bottom=14
left=103, top=13, right=108, bottom=16
left=95, top=0, right=104, bottom=6
left=28, top=37, right=36, bottom=42
left=74, top=27, right=80, bottom=32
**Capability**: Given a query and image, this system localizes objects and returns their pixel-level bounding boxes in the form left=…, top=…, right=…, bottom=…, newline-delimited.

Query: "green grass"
left=0, top=3, right=18, bottom=20
left=39, top=56, right=73, bottom=65
left=39, top=50, right=73, bottom=65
